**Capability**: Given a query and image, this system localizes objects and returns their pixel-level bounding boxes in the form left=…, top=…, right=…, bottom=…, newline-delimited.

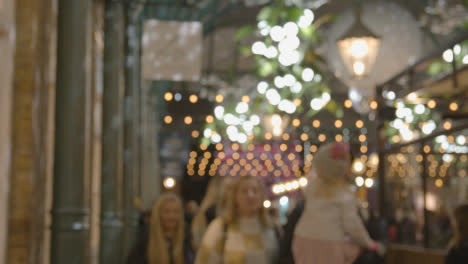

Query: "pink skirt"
left=292, top=236, right=360, bottom=264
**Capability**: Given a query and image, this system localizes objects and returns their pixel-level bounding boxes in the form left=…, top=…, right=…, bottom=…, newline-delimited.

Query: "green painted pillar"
left=99, top=0, right=126, bottom=263
left=51, top=0, right=92, bottom=263
left=122, top=3, right=143, bottom=256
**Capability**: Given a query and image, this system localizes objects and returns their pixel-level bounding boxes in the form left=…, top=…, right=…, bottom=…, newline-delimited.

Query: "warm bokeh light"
left=295, top=144, right=303, bottom=152
left=334, top=120, right=343, bottom=128
left=449, top=102, right=458, bottom=111
left=294, top=98, right=302, bottom=106
left=282, top=133, right=290, bottom=141
left=355, top=120, right=364, bottom=128
left=164, top=92, right=173, bottom=101
left=191, top=130, right=199, bottom=138
left=189, top=94, right=198, bottom=103
left=335, top=134, right=343, bottom=142
left=360, top=145, right=368, bottom=153
left=292, top=119, right=301, bottom=127
left=365, top=178, right=374, bottom=188
left=200, top=143, right=208, bottom=151
left=353, top=160, right=365, bottom=173
left=215, top=94, right=224, bottom=103
left=359, top=134, right=367, bottom=142
left=280, top=144, right=287, bottom=151
left=218, top=152, right=225, bottom=159
left=184, top=116, right=192, bottom=125
left=163, top=177, right=176, bottom=189
left=164, top=115, right=173, bottom=124
left=247, top=144, right=255, bottom=151
left=318, top=134, right=326, bottom=142
left=344, top=99, right=352, bottom=108
left=312, top=120, right=320, bottom=128
left=206, top=115, right=214, bottom=123
left=216, top=143, right=223, bottom=151
left=274, top=153, right=282, bottom=161
left=231, top=143, right=239, bottom=151
left=427, top=99, right=436, bottom=109
left=369, top=100, right=378, bottom=110
left=242, top=95, right=250, bottom=103
left=443, top=121, right=452, bottom=130
left=310, top=145, right=317, bottom=152
left=265, top=132, right=272, bottom=140
left=300, top=133, right=308, bottom=141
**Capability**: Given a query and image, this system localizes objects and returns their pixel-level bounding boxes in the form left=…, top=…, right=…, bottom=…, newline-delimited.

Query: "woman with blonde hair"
left=292, top=142, right=384, bottom=264
left=195, top=176, right=279, bottom=264
left=127, top=193, right=192, bottom=264
left=191, top=176, right=234, bottom=249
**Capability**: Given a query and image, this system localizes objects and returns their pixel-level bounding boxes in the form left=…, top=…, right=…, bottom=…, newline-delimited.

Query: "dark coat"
left=446, top=240, right=468, bottom=264
left=126, top=213, right=194, bottom=264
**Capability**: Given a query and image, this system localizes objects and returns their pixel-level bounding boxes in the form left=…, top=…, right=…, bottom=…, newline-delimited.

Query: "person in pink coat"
left=292, top=142, right=384, bottom=264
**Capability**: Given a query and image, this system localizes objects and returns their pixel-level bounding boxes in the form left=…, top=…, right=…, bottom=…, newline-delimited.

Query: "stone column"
left=140, top=81, right=162, bottom=209
left=122, top=3, right=143, bottom=256
left=0, top=0, right=15, bottom=263
left=7, top=0, right=58, bottom=263
left=99, top=0, right=126, bottom=263
left=51, top=0, right=92, bottom=263
left=88, top=1, right=105, bottom=264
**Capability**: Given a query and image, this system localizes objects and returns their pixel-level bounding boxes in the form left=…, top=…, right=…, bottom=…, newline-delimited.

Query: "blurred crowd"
left=126, top=142, right=468, bottom=264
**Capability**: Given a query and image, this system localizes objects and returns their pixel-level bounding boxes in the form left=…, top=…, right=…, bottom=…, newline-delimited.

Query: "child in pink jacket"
left=293, top=142, right=384, bottom=264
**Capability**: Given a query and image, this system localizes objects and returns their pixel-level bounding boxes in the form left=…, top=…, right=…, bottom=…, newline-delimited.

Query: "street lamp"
left=337, top=7, right=381, bottom=78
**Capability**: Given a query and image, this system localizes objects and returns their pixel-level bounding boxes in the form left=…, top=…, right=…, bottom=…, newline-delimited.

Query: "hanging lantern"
left=336, top=7, right=381, bottom=78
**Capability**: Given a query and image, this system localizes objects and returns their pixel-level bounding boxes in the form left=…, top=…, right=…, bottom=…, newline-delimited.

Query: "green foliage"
left=257, top=60, right=278, bottom=77
left=426, top=60, right=448, bottom=76
left=202, top=0, right=337, bottom=144
left=235, top=25, right=256, bottom=42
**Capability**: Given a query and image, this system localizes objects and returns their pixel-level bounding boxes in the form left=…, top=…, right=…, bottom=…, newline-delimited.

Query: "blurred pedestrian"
left=191, top=176, right=234, bottom=250
left=446, top=204, right=468, bottom=264
left=195, top=176, right=279, bottom=264
left=127, top=193, right=193, bottom=264
left=292, top=142, right=385, bottom=264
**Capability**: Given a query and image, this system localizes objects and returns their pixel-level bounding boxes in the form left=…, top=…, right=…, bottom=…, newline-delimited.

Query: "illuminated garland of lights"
left=272, top=177, right=308, bottom=195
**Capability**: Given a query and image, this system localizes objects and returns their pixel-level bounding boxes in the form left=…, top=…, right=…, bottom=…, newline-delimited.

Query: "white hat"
left=313, top=142, right=351, bottom=182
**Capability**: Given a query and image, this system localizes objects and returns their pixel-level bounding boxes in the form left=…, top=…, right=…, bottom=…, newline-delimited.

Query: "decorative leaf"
left=325, top=100, right=338, bottom=113
left=335, top=108, right=344, bottom=119
left=257, top=6, right=274, bottom=21
left=314, top=14, right=336, bottom=29
left=235, top=25, right=255, bottom=42
left=258, top=61, right=277, bottom=77
left=300, top=25, right=316, bottom=39
left=426, top=61, right=445, bottom=76
left=238, top=45, right=251, bottom=56
left=287, top=7, right=304, bottom=22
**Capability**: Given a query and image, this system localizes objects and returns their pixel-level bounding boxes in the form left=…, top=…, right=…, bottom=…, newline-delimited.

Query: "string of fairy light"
left=161, top=87, right=466, bottom=194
